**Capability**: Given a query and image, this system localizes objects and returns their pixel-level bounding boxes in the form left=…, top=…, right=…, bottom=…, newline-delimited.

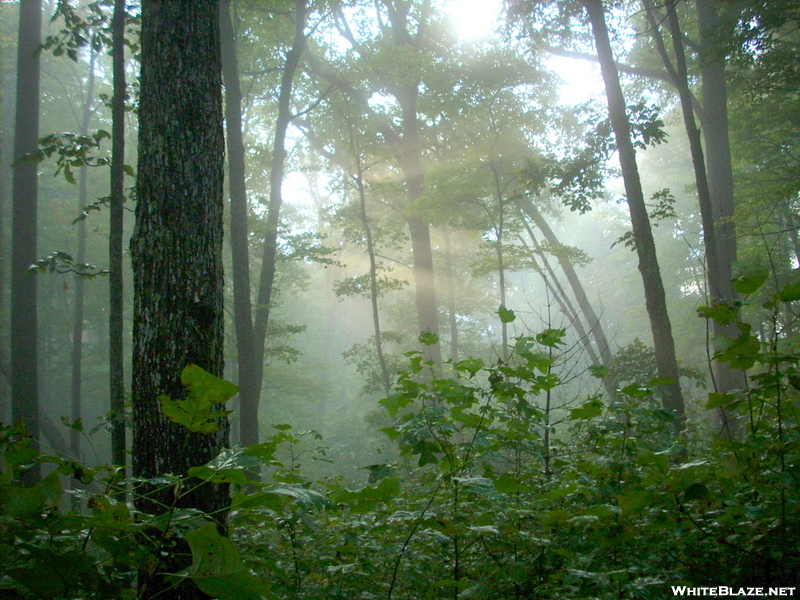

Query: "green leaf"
left=379, top=394, right=414, bottom=417
left=160, top=364, right=238, bottom=433
left=188, top=448, right=259, bottom=485
left=588, top=364, right=609, bottom=379
left=493, top=473, right=530, bottom=494
left=498, top=306, right=516, bottom=323
left=706, top=392, right=737, bottom=410
left=570, top=398, right=603, bottom=420
left=683, top=482, right=709, bottom=501
left=697, top=303, right=739, bottom=325
left=185, top=523, right=276, bottom=600
left=454, top=358, right=484, bottom=377
left=418, top=331, right=439, bottom=346
left=731, top=269, right=768, bottom=295
left=535, top=328, right=565, bottom=347
left=777, top=280, right=800, bottom=302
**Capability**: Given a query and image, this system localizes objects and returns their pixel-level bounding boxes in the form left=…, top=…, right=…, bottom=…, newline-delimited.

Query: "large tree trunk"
left=11, top=0, right=42, bottom=485
left=695, top=0, right=746, bottom=431
left=583, top=0, right=685, bottom=424
left=396, top=83, right=442, bottom=365
left=131, top=1, right=228, bottom=597
left=109, top=0, right=127, bottom=471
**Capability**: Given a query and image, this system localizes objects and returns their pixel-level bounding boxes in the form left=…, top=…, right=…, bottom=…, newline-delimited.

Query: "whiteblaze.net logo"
left=671, top=587, right=796, bottom=597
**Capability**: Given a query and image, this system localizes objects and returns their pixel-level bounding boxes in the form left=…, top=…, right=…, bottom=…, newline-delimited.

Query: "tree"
left=109, top=0, right=127, bottom=472
left=130, top=0, right=228, bottom=596
left=11, top=0, right=42, bottom=485
left=582, top=0, right=685, bottom=423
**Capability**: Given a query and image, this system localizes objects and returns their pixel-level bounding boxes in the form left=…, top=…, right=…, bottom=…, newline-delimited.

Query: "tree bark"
left=11, top=0, right=42, bottom=485
left=583, top=0, right=685, bottom=424
left=109, top=0, right=127, bottom=471
left=131, top=1, right=228, bottom=596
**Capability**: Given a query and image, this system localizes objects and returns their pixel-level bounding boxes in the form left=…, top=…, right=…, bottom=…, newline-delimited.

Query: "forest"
left=0, top=0, right=798, bottom=598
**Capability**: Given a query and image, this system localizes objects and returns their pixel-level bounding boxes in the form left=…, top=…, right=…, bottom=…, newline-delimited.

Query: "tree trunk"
left=131, top=1, right=228, bottom=596
left=109, top=0, right=127, bottom=472
left=71, top=50, right=97, bottom=462
left=583, top=0, right=685, bottom=423
left=517, top=198, right=614, bottom=373
left=11, top=0, right=42, bottom=485
left=220, top=0, right=259, bottom=450
left=354, top=170, right=392, bottom=394
left=695, top=0, right=746, bottom=432
left=245, top=0, right=308, bottom=451
left=442, top=227, right=459, bottom=364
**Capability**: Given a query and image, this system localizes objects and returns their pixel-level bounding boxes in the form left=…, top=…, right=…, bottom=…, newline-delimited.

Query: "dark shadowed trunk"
left=131, top=1, right=228, bottom=597
left=220, top=0, right=259, bottom=450
left=583, top=0, right=685, bottom=424
left=11, top=0, right=42, bottom=485
left=109, top=0, right=127, bottom=471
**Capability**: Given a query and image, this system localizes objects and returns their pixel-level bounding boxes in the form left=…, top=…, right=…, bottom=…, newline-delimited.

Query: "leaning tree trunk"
left=131, top=1, right=228, bottom=597
left=517, top=197, right=615, bottom=394
left=11, top=0, right=42, bottom=485
left=583, top=0, right=685, bottom=424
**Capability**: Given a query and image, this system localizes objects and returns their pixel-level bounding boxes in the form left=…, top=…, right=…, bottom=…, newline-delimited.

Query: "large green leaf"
left=185, top=522, right=276, bottom=600
left=159, top=364, right=238, bottom=433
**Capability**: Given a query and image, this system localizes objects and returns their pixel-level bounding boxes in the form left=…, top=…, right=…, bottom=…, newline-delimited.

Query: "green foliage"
left=159, top=364, right=238, bottom=434
left=3, top=313, right=799, bottom=598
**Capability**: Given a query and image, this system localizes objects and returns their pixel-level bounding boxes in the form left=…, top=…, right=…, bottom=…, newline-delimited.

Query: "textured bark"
left=583, top=0, right=685, bottom=423
left=131, top=1, right=228, bottom=596
left=11, top=0, right=42, bottom=485
left=109, top=0, right=127, bottom=470
left=220, top=0, right=259, bottom=449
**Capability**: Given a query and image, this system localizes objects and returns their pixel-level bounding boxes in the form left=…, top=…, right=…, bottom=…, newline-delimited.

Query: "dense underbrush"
left=1, top=291, right=799, bottom=599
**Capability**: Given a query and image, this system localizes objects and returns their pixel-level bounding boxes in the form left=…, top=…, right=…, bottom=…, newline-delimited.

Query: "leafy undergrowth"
left=1, top=291, right=799, bottom=599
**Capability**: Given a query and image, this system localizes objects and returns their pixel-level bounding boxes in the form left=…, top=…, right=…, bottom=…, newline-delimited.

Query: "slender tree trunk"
left=442, top=227, right=459, bottom=364
left=353, top=170, right=392, bottom=394
left=583, top=0, right=684, bottom=423
left=131, top=1, right=228, bottom=596
left=11, top=0, right=42, bottom=485
left=71, top=51, right=97, bottom=462
left=517, top=198, right=614, bottom=370
left=220, top=0, right=259, bottom=450
left=250, top=0, right=308, bottom=448
left=109, top=0, right=127, bottom=470
left=491, top=165, right=509, bottom=362
left=519, top=224, right=603, bottom=372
